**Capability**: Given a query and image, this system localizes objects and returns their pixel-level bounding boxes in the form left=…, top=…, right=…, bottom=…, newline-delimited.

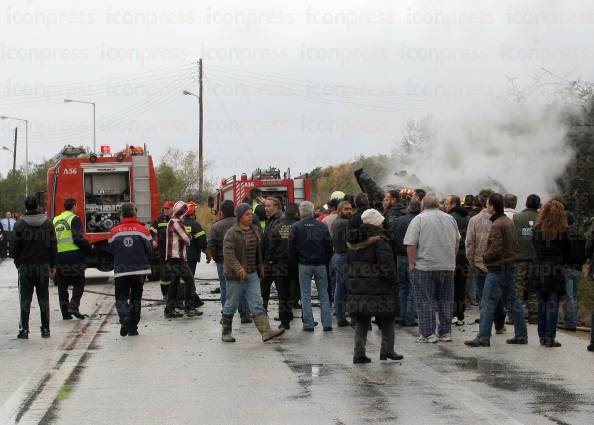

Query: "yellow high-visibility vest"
left=253, top=202, right=265, bottom=229
left=53, top=211, right=80, bottom=253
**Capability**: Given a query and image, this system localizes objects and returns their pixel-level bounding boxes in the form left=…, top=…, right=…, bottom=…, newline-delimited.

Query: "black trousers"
left=260, top=273, right=275, bottom=311
left=165, top=259, right=194, bottom=310
left=115, top=275, right=144, bottom=329
left=454, top=263, right=469, bottom=321
left=176, top=260, right=202, bottom=305
left=18, top=264, right=50, bottom=331
left=158, top=257, right=170, bottom=297
left=354, top=316, right=395, bottom=357
left=55, top=266, right=85, bottom=317
left=274, top=263, right=299, bottom=325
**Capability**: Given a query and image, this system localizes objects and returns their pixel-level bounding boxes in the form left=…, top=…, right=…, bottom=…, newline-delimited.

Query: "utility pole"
left=12, top=127, right=17, bottom=172
left=198, top=58, right=204, bottom=197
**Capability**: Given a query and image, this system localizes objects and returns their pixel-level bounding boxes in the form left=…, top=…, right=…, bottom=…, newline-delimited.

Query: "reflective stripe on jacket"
left=53, top=211, right=79, bottom=253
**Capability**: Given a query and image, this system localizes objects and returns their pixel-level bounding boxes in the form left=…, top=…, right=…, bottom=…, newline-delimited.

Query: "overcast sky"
left=1, top=0, right=593, bottom=183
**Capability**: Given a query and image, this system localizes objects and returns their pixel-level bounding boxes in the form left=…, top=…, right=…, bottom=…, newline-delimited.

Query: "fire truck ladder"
left=132, top=155, right=151, bottom=224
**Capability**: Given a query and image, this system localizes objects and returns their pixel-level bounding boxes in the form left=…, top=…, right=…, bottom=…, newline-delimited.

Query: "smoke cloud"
left=387, top=98, right=573, bottom=203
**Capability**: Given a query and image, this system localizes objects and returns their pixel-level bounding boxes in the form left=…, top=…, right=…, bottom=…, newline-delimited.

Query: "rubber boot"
left=253, top=314, right=284, bottom=342
left=221, top=316, right=236, bottom=342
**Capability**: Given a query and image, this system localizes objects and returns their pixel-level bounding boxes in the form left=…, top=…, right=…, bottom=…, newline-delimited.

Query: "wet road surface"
left=1, top=260, right=592, bottom=424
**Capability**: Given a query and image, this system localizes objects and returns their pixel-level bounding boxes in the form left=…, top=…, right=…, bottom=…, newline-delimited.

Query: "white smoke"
left=387, top=98, right=573, bottom=203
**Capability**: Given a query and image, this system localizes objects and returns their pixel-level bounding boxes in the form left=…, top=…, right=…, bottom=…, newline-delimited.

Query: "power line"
left=0, top=67, right=197, bottom=107
left=207, top=62, right=428, bottom=102
left=206, top=75, right=425, bottom=112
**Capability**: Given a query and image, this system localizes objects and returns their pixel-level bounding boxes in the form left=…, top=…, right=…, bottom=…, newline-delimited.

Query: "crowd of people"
left=5, top=184, right=594, bottom=363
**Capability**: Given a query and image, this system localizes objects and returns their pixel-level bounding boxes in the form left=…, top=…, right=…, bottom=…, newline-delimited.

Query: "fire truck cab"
left=211, top=167, right=311, bottom=214
left=46, top=145, right=160, bottom=271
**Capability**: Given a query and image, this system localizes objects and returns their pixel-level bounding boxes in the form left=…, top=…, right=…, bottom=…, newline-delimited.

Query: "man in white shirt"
left=1, top=211, right=17, bottom=258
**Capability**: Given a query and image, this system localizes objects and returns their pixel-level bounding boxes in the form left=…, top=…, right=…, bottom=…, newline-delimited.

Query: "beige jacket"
left=465, top=209, right=492, bottom=272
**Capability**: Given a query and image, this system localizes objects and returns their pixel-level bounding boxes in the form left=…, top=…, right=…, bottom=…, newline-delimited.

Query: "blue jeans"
left=299, top=264, right=333, bottom=329
left=397, top=256, right=417, bottom=325
left=330, top=254, right=348, bottom=321
left=474, top=266, right=506, bottom=329
left=478, top=269, right=527, bottom=342
left=563, top=268, right=581, bottom=328
left=217, top=263, right=254, bottom=319
left=537, top=290, right=560, bottom=341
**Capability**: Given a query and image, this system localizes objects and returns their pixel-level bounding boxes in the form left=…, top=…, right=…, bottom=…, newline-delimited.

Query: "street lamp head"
left=182, top=90, right=192, bottom=96
left=2, top=146, right=12, bottom=152
left=64, top=99, right=73, bottom=103
left=0, top=116, right=7, bottom=120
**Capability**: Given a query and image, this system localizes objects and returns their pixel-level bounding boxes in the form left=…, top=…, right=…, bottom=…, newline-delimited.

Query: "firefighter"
left=53, top=198, right=93, bottom=320
left=244, top=188, right=267, bottom=229
left=178, top=202, right=210, bottom=308
left=150, top=201, right=174, bottom=300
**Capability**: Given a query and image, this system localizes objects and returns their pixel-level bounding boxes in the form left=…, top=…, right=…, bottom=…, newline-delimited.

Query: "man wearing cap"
left=322, top=191, right=345, bottom=232
left=150, top=201, right=174, bottom=300
left=163, top=201, right=202, bottom=318
left=221, top=203, right=284, bottom=343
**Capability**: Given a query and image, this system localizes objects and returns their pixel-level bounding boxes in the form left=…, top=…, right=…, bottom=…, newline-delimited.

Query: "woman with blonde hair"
left=532, top=200, right=570, bottom=348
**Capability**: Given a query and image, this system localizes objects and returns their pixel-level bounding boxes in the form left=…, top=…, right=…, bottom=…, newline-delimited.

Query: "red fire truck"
left=46, top=145, right=160, bottom=270
left=210, top=167, right=311, bottom=214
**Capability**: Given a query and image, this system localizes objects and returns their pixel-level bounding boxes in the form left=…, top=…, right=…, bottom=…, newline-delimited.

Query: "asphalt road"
left=0, top=259, right=592, bottom=425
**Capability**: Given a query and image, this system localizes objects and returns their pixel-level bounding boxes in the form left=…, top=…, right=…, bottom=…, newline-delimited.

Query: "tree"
left=156, top=148, right=214, bottom=203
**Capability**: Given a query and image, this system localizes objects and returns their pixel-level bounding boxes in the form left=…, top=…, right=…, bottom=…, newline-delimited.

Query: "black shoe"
left=557, top=324, right=577, bottom=332
left=323, top=326, right=333, bottom=332
left=18, top=329, right=29, bottom=339
left=337, top=319, right=350, bottom=327
left=403, top=322, right=419, bottom=327
left=241, top=317, right=253, bottom=324
left=194, top=299, right=205, bottom=308
left=164, top=309, right=183, bottom=319
left=128, top=329, right=139, bottom=336
left=69, top=309, right=85, bottom=320
left=278, top=322, right=290, bottom=330
left=464, top=338, right=490, bottom=347
left=353, top=355, right=371, bottom=364
left=62, top=313, right=73, bottom=320
left=273, top=316, right=281, bottom=321
left=506, top=337, right=528, bottom=345
left=40, top=327, right=50, bottom=338
left=120, top=323, right=129, bottom=337
left=184, top=308, right=203, bottom=317
left=303, top=327, right=315, bottom=332
left=474, top=318, right=480, bottom=324
left=210, top=287, right=221, bottom=294
left=380, top=352, right=404, bottom=361
left=587, top=344, right=593, bottom=352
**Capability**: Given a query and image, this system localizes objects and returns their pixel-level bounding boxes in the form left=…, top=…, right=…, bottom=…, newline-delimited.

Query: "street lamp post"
left=64, top=98, right=96, bottom=152
left=183, top=88, right=204, bottom=197
left=1, top=116, right=28, bottom=195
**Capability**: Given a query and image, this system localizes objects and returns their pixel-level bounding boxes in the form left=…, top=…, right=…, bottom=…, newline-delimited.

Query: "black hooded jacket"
left=449, top=206, right=470, bottom=262
left=13, top=212, right=57, bottom=268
